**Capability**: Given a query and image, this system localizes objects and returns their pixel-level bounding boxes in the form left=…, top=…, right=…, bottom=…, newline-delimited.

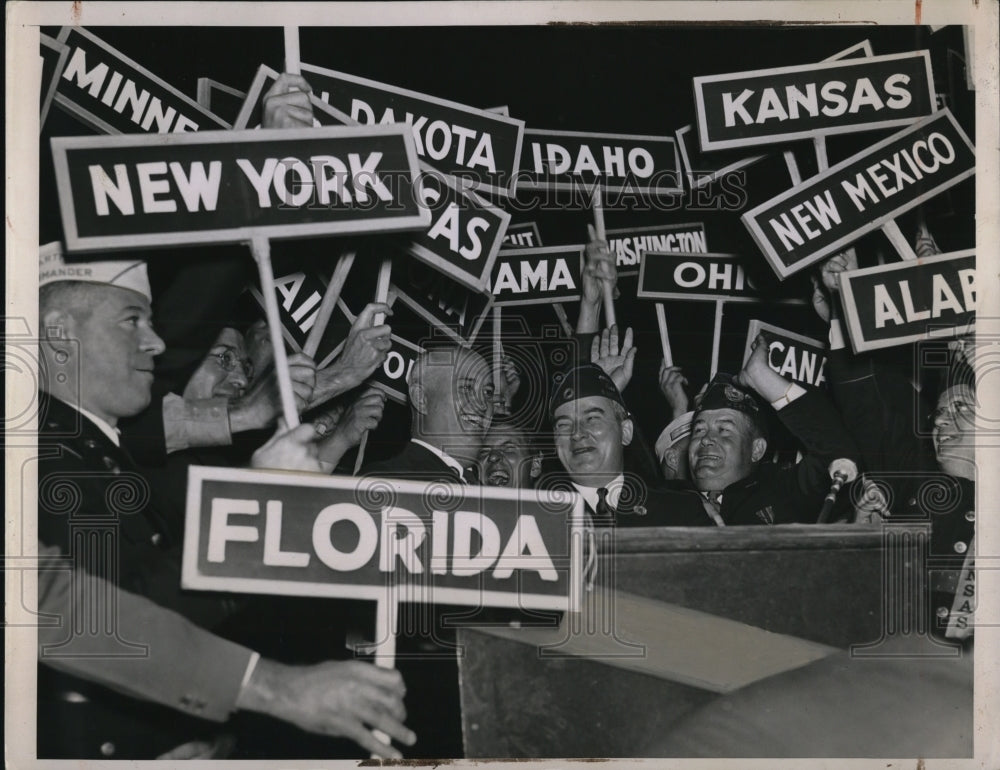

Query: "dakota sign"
left=518, top=129, right=682, bottom=194
left=299, top=61, right=525, bottom=197
left=182, top=466, right=584, bottom=611
left=54, top=27, right=229, bottom=134
left=606, top=222, right=707, bottom=277
left=236, top=66, right=509, bottom=292
left=743, top=320, right=827, bottom=388
left=637, top=252, right=765, bottom=303
left=742, top=109, right=975, bottom=280
left=51, top=125, right=428, bottom=252
left=490, top=246, right=584, bottom=307
left=693, top=50, right=935, bottom=151
left=838, top=250, right=975, bottom=353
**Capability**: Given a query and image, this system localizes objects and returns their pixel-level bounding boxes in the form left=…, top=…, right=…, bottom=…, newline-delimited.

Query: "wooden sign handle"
left=882, top=220, right=918, bottom=261
left=353, top=257, right=394, bottom=471
left=284, top=26, right=300, bottom=75
left=655, top=303, right=673, bottom=367
left=250, top=235, right=300, bottom=429
left=709, top=299, right=724, bottom=378
left=370, top=590, right=400, bottom=756
left=552, top=304, right=573, bottom=337
left=303, top=251, right=356, bottom=358
left=591, top=187, right=616, bottom=328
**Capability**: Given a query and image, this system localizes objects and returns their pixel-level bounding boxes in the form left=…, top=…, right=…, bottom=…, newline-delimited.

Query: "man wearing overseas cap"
left=548, top=362, right=708, bottom=526
left=688, top=333, right=860, bottom=526
left=35, top=247, right=414, bottom=760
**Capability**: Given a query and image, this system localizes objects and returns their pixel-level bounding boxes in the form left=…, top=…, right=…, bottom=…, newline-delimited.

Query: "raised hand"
left=262, top=72, right=315, bottom=129
left=591, top=324, right=637, bottom=392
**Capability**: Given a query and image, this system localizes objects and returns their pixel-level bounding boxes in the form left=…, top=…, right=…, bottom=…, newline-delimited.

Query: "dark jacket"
left=363, top=439, right=466, bottom=484
left=36, top=394, right=242, bottom=759
left=711, top=389, right=860, bottom=526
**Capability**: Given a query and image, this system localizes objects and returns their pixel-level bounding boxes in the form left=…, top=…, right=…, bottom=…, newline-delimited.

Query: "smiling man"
left=549, top=363, right=707, bottom=526
left=477, top=418, right=544, bottom=488
left=688, top=335, right=860, bottom=526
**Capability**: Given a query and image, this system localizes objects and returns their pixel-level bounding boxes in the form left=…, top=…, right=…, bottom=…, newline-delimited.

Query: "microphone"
left=817, top=458, right=858, bottom=523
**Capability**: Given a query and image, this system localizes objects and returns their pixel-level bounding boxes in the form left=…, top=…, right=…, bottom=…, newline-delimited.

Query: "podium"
left=456, top=524, right=899, bottom=758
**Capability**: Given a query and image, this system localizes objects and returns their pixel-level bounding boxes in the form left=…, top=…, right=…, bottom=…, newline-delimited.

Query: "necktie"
left=594, top=487, right=615, bottom=524
left=701, top=491, right=726, bottom=527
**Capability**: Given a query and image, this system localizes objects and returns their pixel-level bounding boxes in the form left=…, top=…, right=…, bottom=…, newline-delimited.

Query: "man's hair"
left=39, top=281, right=103, bottom=328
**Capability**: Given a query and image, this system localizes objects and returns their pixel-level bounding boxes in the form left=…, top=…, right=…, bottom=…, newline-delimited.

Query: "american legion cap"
left=549, top=362, right=627, bottom=419
left=694, top=373, right=769, bottom=438
left=39, top=241, right=152, bottom=301
left=655, top=411, right=694, bottom=462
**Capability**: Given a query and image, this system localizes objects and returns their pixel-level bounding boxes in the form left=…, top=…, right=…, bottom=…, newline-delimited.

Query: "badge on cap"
left=39, top=241, right=151, bottom=301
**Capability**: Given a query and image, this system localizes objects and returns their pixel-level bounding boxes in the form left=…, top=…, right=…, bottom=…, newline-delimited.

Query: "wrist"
left=236, top=657, right=286, bottom=715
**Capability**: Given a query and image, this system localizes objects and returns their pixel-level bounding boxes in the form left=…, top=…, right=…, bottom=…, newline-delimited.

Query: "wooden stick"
left=352, top=431, right=369, bottom=475
left=783, top=150, right=802, bottom=186
left=303, top=251, right=356, bottom=358
left=373, top=257, right=392, bottom=324
left=370, top=590, right=399, bottom=754
left=492, top=305, right=503, bottom=403
left=283, top=26, right=300, bottom=75
left=250, top=236, right=300, bottom=428
left=813, top=136, right=829, bottom=172
left=591, top=187, right=616, bottom=328
left=552, top=304, right=573, bottom=337
left=655, top=303, right=673, bottom=367
left=709, top=299, right=724, bottom=378
left=882, top=220, right=918, bottom=261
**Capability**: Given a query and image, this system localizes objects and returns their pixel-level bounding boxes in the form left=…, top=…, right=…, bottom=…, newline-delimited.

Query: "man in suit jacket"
left=687, top=334, right=860, bottom=526
left=361, top=342, right=496, bottom=758
left=549, top=363, right=710, bottom=527
left=36, top=249, right=413, bottom=759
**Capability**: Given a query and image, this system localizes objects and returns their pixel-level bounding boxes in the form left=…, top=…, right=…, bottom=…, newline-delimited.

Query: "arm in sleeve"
left=37, top=543, right=254, bottom=722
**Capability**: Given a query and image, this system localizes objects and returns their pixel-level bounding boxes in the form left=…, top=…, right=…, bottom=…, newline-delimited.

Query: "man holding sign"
left=35, top=253, right=414, bottom=759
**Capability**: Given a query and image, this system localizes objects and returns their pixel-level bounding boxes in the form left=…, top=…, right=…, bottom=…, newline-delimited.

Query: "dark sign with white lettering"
left=249, top=259, right=354, bottom=368
left=743, top=320, right=828, bottom=388
left=637, top=252, right=767, bottom=303
left=490, top=246, right=584, bottom=307
left=391, top=260, right=494, bottom=345
left=501, top=222, right=543, bottom=249
left=838, top=251, right=975, bottom=352
left=297, top=61, right=525, bottom=198
left=40, top=33, right=70, bottom=127
left=52, top=125, right=429, bottom=253
left=606, top=222, right=708, bottom=277
left=54, top=27, right=229, bottom=134
left=694, top=50, right=936, bottom=151
left=518, top=129, right=681, bottom=194
left=182, top=465, right=583, bottom=610
left=367, top=333, right=423, bottom=404
left=742, top=109, right=975, bottom=280
left=236, top=65, right=509, bottom=292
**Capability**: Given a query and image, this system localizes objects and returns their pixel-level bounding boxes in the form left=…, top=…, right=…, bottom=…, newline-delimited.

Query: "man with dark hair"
left=687, top=334, right=860, bottom=526
left=477, top=418, right=544, bottom=489
left=548, top=363, right=708, bottom=526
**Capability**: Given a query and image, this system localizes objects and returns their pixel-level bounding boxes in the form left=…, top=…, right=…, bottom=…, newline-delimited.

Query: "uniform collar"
left=47, top=394, right=121, bottom=447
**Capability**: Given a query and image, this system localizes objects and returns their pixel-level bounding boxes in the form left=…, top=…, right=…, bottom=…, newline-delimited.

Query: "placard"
left=52, top=125, right=429, bottom=252
left=235, top=65, right=509, bottom=292
left=638, top=252, right=768, bottom=303
left=298, top=61, right=525, bottom=197
left=182, top=465, right=583, bottom=611
left=606, top=222, right=708, bottom=277
left=518, top=129, right=682, bottom=194
left=501, top=222, right=543, bottom=249
left=838, top=250, right=975, bottom=352
left=391, top=261, right=494, bottom=346
left=741, top=109, right=975, bottom=280
left=693, top=50, right=936, bottom=151
left=743, top=320, right=828, bottom=388
left=489, top=246, right=584, bottom=307
left=40, top=33, right=70, bottom=126
left=195, top=77, right=246, bottom=127
left=54, top=26, right=229, bottom=134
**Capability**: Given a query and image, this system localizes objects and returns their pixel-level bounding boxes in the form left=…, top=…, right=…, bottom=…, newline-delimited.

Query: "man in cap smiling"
left=688, top=334, right=859, bottom=526
left=549, top=362, right=707, bottom=526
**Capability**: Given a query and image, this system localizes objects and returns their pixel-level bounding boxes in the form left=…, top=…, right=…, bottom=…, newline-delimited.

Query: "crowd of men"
left=34, top=72, right=977, bottom=760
